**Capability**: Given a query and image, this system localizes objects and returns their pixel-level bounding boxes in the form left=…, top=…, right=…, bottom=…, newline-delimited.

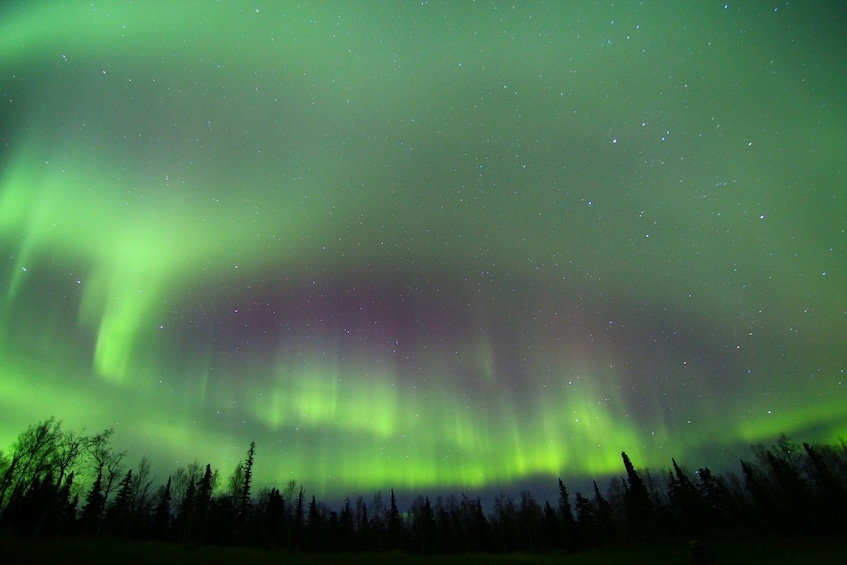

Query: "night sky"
left=1, top=1, right=846, bottom=500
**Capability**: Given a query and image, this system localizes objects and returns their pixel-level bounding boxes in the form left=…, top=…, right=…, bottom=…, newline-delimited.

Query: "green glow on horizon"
left=1, top=1, right=846, bottom=498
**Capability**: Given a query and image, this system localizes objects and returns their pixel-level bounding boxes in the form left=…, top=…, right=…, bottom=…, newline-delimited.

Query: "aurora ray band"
left=1, top=1, right=845, bottom=496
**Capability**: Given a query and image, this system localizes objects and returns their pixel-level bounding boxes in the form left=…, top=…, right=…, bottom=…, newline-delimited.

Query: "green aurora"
left=1, top=1, right=846, bottom=497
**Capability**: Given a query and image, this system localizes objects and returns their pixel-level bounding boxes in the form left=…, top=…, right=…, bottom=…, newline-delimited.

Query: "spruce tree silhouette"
left=558, top=478, right=579, bottom=549
left=153, top=477, right=172, bottom=540
left=621, top=451, right=655, bottom=539
left=4, top=417, right=847, bottom=555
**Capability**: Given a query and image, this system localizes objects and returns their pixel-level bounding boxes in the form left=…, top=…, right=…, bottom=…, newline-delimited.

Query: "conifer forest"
left=2, top=418, right=846, bottom=558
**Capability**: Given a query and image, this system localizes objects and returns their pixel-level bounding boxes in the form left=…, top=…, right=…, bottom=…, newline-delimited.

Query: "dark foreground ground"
left=2, top=534, right=845, bottom=565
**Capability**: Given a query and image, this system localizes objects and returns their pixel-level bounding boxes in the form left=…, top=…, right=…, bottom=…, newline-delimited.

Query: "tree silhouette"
left=237, top=440, right=256, bottom=536
left=517, top=490, right=543, bottom=551
left=175, top=476, right=196, bottom=542
left=338, top=497, right=355, bottom=550
left=696, top=466, right=734, bottom=532
left=358, top=498, right=372, bottom=548
left=304, top=494, right=326, bottom=550
left=574, top=491, right=597, bottom=545
left=43, top=470, right=77, bottom=536
left=666, top=458, right=705, bottom=536
left=739, top=435, right=820, bottom=533
left=434, top=497, right=456, bottom=552
left=281, top=479, right=300, bottom=549
left=290, top=482, right=305, bottom=548
left=803, top=442, right=847, bottom=531
left=194, top=464, right=214, bottom=542
left=104, top=469, right=134, bottom=538
left=370, top=491, right=385, bottom=550
left=80, top=470, right=106, bottom=536
left=741, top=458, right=776, bottom=530
left=0, top=419, right=60, bottom=511
left=386, top=488, right=403, bottom=549
left=409, top=495, right=436, bottom=553
left=260, top=486, right=286, bottom=548
left=153, top=477, right=173, bottom=540
left=0, top=417, right=97, bottom=535
left=85, top=428, right=125, bottom=537
left=128, top=456, right=156, bottom=539
left=592, top=480, right=617, bottom=544
left=491, top=491, right=517, bottom=552
left=171, top=462, right=202, bottom=516
left=620, top=451, right=655, bottom=539
left=3, top=417, right=846, bottom=555
left=558, top=477, right=579, bottom=549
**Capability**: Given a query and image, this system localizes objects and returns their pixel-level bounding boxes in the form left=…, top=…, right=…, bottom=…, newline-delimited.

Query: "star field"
left=1, top=1, right=846, bottom=498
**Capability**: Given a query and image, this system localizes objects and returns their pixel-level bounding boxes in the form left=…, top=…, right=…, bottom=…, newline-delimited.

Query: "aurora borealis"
left=1, top=0, right=845, bottom=499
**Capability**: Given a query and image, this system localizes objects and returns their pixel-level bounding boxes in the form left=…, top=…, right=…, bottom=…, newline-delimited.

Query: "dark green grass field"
left=3, top=535, right=845, bottom=565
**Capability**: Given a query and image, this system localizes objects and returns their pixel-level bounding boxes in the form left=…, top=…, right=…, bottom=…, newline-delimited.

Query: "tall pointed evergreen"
left=621, top=451, right=654, bottom=538
left=153, top=477, right=173, bottom=540
left=557, top=478, right=579, bottom=549
left=339, top=498, right=355, bottom=550
left=696, top=467, right=730, bottom=529
left=292, top=485, right=305, bottom=548
left=667, top=458, right=703, bottom=535
left=593, top=480, right=616, bottom=544
left=177, top=476, right=197, bottom=542
left=387, top=488, right=403, bottom=549
left=194, top=464, right=214, bottom=541
left=573, top=491, right=595, bottom=545
left=80, top=471, right=105, bottom=536
left=105, top=469, right=134, bottom=537
left=307, top=494, right=322, bottom=549
left=263, top=486, right=285, bottom=547
left=239, top=441, right=256, bottom=523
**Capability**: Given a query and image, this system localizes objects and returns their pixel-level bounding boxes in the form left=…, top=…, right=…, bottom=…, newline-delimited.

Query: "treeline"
left=1, top=418, right=846, bottom=554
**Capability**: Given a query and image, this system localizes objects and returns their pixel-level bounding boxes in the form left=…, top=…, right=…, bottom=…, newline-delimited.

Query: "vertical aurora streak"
left=1, top=1, right=846, bottom=497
